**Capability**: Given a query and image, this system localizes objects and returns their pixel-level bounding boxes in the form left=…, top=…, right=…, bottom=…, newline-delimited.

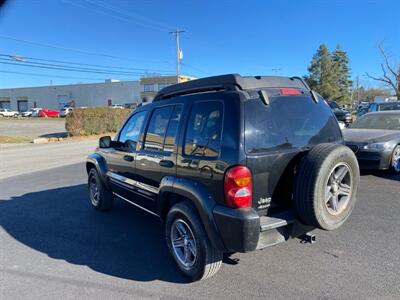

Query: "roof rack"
left=153, top=74, right=310, bottom=101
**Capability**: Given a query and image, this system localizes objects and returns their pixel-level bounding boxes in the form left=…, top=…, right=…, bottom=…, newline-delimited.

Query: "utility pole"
left=355, top=76, right=360, bottom=107
left=169, top=29, right=184, bottom=82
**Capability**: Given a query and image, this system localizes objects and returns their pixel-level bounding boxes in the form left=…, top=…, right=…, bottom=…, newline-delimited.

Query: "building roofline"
left=0, top=79, right=140, bottom=91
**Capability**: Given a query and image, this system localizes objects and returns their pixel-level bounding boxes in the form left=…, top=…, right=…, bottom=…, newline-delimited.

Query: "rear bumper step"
left=259, top=211, right=295, bottom=231
left=257, top=211, right=314, bottom=250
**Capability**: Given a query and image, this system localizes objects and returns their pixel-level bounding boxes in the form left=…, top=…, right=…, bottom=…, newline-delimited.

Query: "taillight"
left=224, top=165, right=252, bottom=208
left=280, top=88, right=302, bottom=96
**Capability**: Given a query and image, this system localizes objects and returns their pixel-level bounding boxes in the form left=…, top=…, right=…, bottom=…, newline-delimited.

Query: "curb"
left=33, top=137, right=65, bottom=144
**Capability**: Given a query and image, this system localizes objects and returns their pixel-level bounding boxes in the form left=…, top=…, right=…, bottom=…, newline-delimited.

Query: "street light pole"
left=169, top=29, right=184, bottom=83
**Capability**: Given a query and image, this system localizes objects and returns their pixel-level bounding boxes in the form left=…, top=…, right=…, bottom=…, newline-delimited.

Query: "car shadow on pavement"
left=0, top=184, right=189, bottom=283
left=360, top=170, right=400, bottom=182
left=39, top=132, right=68, bottom=138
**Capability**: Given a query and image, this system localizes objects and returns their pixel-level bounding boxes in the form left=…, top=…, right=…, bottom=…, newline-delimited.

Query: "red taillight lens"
left=280, top=88, right=302, bottom=96
left=224, top=165, right=252, bottom=208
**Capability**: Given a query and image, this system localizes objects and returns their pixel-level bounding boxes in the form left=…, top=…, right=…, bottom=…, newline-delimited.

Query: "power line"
left=0, top=60, right=167, bottom=77
left=0, top=53, right=173, bottom=73
left=181, top=62, right=210, bottom=75
left=64, top=0, right=173, bottom=33
left=0, top=35, right=169, bottom=64
left=0, top=56, right=173, bottom=75
left=0, top=70, right=110, bottom=81
left=83, top=0, right=175, bottom=31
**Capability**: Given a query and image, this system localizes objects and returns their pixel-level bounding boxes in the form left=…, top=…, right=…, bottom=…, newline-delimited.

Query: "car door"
left=134, top=104, right=183, bottom=210
left=106, top=110, right=148, bottom=202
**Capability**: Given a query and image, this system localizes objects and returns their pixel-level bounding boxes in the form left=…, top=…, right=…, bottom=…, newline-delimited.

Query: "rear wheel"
left=165, top=202, right=222, bottom=281
left=294, top=144, right=360, bottom=230
left=88, top=168, right=114, bottom=211
left=390, top=145, right=400, bottom=174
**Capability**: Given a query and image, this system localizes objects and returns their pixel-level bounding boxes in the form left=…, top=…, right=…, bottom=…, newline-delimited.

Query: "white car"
left=21, top=108, right=42, bottom=117
left=110, top=104, right=124, bottom=109
left=60, top=107, right=74, bottom=117
left=0, top=108, right=19, bottom=117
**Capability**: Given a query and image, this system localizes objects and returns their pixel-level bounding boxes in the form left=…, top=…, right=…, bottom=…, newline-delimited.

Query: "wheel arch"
left=158, top=176, right=226, bottom=252
left=86, top=153, right=111, bottom=190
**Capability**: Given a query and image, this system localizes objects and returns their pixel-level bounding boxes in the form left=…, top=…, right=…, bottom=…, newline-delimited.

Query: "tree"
left=352, top=86, right=391, bottom=102
left=366, top=44, right=400, bottom=98
left=305, top=44, right=340, bottom=101
left=332, top=45, right=352, bottom=104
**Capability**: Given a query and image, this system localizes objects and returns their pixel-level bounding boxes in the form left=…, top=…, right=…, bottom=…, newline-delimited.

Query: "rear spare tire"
left=293, top=143, right=359, bottom=230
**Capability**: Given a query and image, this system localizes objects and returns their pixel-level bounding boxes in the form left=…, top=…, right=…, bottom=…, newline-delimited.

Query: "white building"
left=0, top=79, right=140, bottom=111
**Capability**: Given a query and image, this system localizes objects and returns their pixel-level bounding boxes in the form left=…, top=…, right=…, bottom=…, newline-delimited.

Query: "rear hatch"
left=244, top=88, right=343, bottom=215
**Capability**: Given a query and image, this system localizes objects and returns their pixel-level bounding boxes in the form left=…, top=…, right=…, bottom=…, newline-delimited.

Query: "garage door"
left=17, top=100, right=28, bottom=112
left=0, top=100, right=11, bottom=109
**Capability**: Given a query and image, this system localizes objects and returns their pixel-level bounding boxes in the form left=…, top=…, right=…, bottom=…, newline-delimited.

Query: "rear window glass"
left=245, top=93, right=342, bottom=154
left=351, top=113, right=400, bottom=130
left=378, top=102, right=400, bottom=111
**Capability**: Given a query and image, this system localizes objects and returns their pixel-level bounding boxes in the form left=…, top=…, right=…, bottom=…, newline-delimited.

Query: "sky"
left=0, top=0, right=399, bottom=89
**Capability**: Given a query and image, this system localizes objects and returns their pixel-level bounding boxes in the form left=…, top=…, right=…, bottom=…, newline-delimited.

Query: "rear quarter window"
left=184, top=101, right=223, bottom=158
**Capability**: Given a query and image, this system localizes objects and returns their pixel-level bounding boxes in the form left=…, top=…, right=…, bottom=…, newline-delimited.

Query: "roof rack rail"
left=153, top=74, right=308, bottom=101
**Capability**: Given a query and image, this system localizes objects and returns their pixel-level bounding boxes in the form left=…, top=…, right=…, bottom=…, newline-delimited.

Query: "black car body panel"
left=87, top=74, right=344, bottom=253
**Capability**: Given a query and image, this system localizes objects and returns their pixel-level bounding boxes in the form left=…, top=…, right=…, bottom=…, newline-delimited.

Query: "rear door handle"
left=159, top=160, right=174, bottom=168
left=123, top=155, right=134, bottom=162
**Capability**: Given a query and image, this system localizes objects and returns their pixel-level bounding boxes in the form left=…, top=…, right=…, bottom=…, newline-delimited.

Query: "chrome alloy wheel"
left=325, top=163, right=353, bottom=215
left=170, top=219, right=197, bottom=268
left=392, top=146, right=400, bottom=173
left=89, top=176, right=100, bottom=206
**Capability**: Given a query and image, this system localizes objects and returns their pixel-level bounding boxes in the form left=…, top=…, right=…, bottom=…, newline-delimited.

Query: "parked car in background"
left=328, top=101, right=352, bottom=125
left=343, top=111, right=400, bottom=173
left=357, top=101, right=369, bottom=110
left=356, top=106, right=369, bottom=118
left=0, top=108, right=19, bottom=117
left=110, top=104, right=124, bottom=109
left=60, top=107, right=74, bottom=117
left=21, top=108, right=42, bottom=117
left=38, top=108, right=60, bottom=118
left=368, top=101, right=400, bottom=113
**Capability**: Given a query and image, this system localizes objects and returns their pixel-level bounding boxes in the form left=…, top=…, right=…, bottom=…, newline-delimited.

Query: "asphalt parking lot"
left=1, top=148, right=399, bottom=299
left=0, top=118, right=67, bottom=139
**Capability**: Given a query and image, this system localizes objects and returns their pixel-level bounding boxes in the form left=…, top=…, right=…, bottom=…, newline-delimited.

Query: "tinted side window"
left=119, top=111, right=147, bottom=149
left=184, top=101, right=223, bottom=158
left=144, top=106, right=173, bottom=152
left=163, top=105, right=183, bottom=153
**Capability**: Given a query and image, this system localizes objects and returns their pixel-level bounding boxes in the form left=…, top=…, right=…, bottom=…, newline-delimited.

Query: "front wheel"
left=88, top=168, right=114, bottom=211
left=165, top=202, right=222, bottom=281
left=391, top=145, right=400, bottom=174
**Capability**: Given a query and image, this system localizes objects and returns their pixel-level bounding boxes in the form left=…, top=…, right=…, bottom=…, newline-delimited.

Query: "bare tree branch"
left=367, top=43, right=400, bottom=97
left=378, top=43, right=398, bottom=78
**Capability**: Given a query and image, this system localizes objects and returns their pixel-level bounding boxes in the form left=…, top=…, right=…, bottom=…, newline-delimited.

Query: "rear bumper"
left=213, top=206, right=313, bottom=253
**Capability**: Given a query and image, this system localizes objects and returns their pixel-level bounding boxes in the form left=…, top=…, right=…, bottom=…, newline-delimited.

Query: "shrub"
left=65, top=107, right=131, bottom=136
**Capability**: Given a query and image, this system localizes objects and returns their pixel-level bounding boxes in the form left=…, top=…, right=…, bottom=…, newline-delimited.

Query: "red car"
left=38, top=108, right=60, bottom=118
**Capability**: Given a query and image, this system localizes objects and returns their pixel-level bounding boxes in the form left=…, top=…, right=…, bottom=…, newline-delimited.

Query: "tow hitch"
left=300, top=232, right=316, bottom=244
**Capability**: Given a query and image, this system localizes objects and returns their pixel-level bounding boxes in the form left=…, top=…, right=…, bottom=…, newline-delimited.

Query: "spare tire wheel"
left=293, top=143, right=360, bottom=230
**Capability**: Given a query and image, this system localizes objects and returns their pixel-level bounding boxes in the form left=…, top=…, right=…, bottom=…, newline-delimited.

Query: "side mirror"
left=99, top=136, right=111, bottom=148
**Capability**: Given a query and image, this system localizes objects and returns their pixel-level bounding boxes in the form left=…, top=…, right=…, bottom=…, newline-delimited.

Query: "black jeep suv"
left=86, top=74, right=359, bottom=281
